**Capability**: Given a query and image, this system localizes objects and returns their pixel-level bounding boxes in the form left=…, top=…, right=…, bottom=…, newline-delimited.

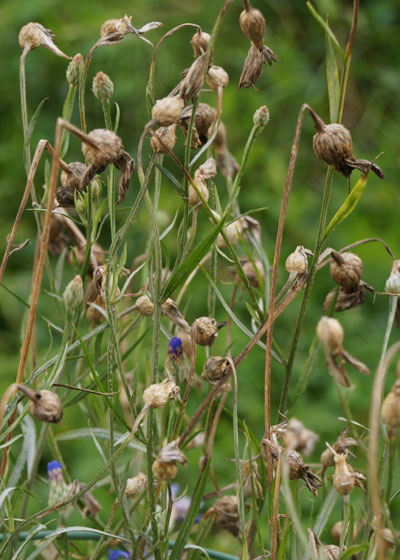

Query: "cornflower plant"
left=0, top=1, right=399, bottom=559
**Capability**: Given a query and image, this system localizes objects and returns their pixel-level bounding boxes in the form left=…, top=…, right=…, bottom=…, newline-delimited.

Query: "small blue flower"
left=108, top=551, right=131, bottom=560
left=168, top=337, right=183, bottom=361
left=47, top=460, right=70, bottom=506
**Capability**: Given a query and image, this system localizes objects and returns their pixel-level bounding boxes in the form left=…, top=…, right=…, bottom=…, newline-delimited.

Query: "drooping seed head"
left=82, top=129, right=124, bottom=167
left=100, top=15, right=133, bottom=37
left=152, top=96, right=184, bottom=126
left=143, top=378, right=179, bottom=408
left=150, top=125, right=177, bottom=154
left=191, top=29, right=211, bottom=56
left=330, top=251, right=363, bottom=292
left=135, top=295, right=154, bottom=316
left=312, top=123, right=353, bottom=168
left=206, top=66, right=229, bottom=90
left=239, top=6, right=265, bottom=49
left=19, top=22, right=70, bottom=58
left=18, top=385, right=63, bottom=424
left=193, top=316, right=219, bottom=346
left=316, top=316, right=344, bottom=354
left=285, top=246, right=309, bottom=274
left=202, top=356, right=230, bottom=385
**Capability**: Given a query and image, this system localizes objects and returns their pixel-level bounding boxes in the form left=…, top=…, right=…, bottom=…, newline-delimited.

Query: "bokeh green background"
left=1, top=0, right=399, bottom=554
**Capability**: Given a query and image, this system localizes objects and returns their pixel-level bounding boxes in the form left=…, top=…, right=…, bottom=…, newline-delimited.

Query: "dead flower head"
left=191, top=28, right=211, bottom=57
left=180, top=53, right=208, bottom=104
left=204, top=495, right=241, bottom=538
left=321, top=429, right=358, bottom=473
left=17, top=385, right=63, bottom=424
left=152, top=440, right=187, bottom=481
left=99, top=15, right=162, bottom=46
left=381, top=379, right=400, bottom=429
left=152, top=96, right=185, bottom=127
left=150, top=125, right=177, bottom=154
left=202, top=356, right=230, bottom=385
left=19, top=22, right=70, bottom=58
left=143, top=378, right=179, bottom=409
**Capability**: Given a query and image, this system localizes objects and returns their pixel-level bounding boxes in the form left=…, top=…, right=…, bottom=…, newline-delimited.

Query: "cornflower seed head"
left=285, top=246, right=309, bottom=274
left=152, top=96, right=184, bottom=126
left=143, top=378, right=179, bottom=408
left=63, top=275, right=84, bottom=313
left=385, top=260, right=400, bottom=295
left=17, top=385, right=63, bottom=424
left=202, top=356, right=230, bottom=385
left=19, top=22, right=70, bottom=58
left=316, top=316, right=344, bottom=354
left=60, top=161, right=87, bottom=192
left=329, top=251, right=363, bottom=292
left=191, top=28, right=211, bottom=56
left=206, top=66, right=229, bottom=90
left=150, top=125, right=177, bottom=154
left=125, top=472, right=147, bottom=498
left=193, top=316, right=219, bottom=346
left=135, top=295, right=154, bottom=316
left=333, top=452, right=355, bottom=496
left=321, top=430, right=358, bottom=470
left=66, top=53, right=84, bottom=86
left=253, top=105, right=270, bottom=127
left=92, top=72, right=114, bottom=101
left=240, top=5, right=265, bottom=49
left=381, top=379, right=400, bottom=428
left=152, top=460, right=178, bottom=481
left=82, top=129, right=124, bottom=167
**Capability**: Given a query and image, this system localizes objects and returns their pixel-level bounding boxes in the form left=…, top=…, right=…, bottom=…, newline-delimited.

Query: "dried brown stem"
left=271, top=452, right=282, bottom=560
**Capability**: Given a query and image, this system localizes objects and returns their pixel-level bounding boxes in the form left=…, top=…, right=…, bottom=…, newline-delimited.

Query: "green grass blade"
left=326, top=27, right=340, bottom=123
left=306, top=2, right=345, bottom=60
left=153, top=159, right=185, bottom=196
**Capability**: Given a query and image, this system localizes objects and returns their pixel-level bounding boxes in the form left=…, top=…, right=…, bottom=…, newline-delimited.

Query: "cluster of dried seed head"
left=17, top=385, right=63, bottom=424
left=204, top=495, right=241, bottom=537
left=143, top=378, right=179, bottom=408
left=125, top=472, right=147, bottom=499
left=19, top=22, right=70, bottom=58
left=189, top=157, right=217, bottom=207
left=152, top=440, right=187, bottom=481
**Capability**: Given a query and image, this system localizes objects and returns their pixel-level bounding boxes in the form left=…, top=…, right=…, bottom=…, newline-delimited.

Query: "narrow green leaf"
left=113, top=102, right=120, bottom=132
left=326, top=27, right=340, bottom=123
left=277, top=521, right=292, bottom=560
left=26, top=98, right=49, bottom=144
left=306, top=2, right=345, bottom=60
left=169, top=460, right=210, bottom=560
left=323, top=171, right=369, bottom=240
left=162, top=215, right=227, bottom=298
left=153, top=160, right=185, bottom=196
left=341, top=543, right=369, bottom=559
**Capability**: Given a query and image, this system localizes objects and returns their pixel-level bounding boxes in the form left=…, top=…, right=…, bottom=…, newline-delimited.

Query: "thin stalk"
left=20, top=48, right=32, bottom=177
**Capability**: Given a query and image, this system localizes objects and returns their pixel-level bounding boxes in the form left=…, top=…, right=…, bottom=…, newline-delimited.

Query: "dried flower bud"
left=316, top=317, right=343, bottom=354
left=152, top=96, right=184, bottom=126
left=381, top=379, right=400, bottom=428
left=285, top=246, right=308, bottom=275
left=150, top=125, right=177, bottom=154
left=206, top=66, right=229, bottom=90
left=143, top=378, right=179, bottom=408
left=242, top=258, right=265, bottom=288
left=66, top=54, right=83, bottom=86
left=17, top=385, right=63, bottom=424
left=82, top=129, right=124, bottom=167
left=189, top=177, right=209, bottom=207
left=19, top=22, right=70, bottom=58
left=193, top=316, right=219, bottom=346
left=309, top=108, right=384, bottom=181
left=330, top=251, right=363, bottom=292
left=63, top=275, right=83, bottom=313
left=202, top=356, right=230, bottom=385
left=125, top=472, right=147, bottom=498
left=92, top=72, right=114, bottom=101
left=152, top=460, right=178, bottom=481
left=135, top=295, right=154, bottom=316
left=333, top=453, right=355, bottom=496
left=152, top=440, right=187, bottom=481
left=191, top=29, right=210, bottom=56
left=253, top=105, right=270, bottom=127
left=205, top=495, right=240, bottom=537
left=385, top=260, right=400, bottom=295
left=217, top=219, right=243, bottom=248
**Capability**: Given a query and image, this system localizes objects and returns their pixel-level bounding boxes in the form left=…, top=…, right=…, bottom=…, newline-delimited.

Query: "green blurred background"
left=1, top=0, right=400, bottom=553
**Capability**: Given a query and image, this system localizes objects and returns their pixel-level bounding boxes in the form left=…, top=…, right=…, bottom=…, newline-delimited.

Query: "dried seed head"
left=143, top=378, right=179, bottom=408
left=60, top=161, right=87, bottom=191
left=330, top=251, right=363, bottom=292
left=191, top=28, right=211, bottom=56
left=283, top=450, right=322, bottom=495
left=195, top=157, right=217, bottom=181
left=125, top=472, right=147, bottom=498
left=135, top=295, right=154, bottom=316
left=316, top=317, right=344, bottom=354
left=66, top=53, right=84, bottom=86
left=161, top=298, right=190, bottom=332
left=242, top=258, right=265, bottom=288
left=321, top=430, right=358, bottom=470
left=179, top=103, right=217, bottom=145
left=217, top=219, right=243, bottom=248
left=63, top=275, right=83, bottom=313
left=193, top=316, right=219, bottom=346
left=86, top=294, right=106, bottom=326
left=17, top=385, right=63, bottom=423
left=92, top=71, right=113, bottom=101
left=285, top=246, right=309, bottom=275
left=253, top=105, right=270, bottom=127
left=239, top=6, right=265, bottom=49
left=152, top=96, right=184, bottom=126
left=206, top=66, right=229, bottom=90
left=324, top=545, right=341, bottom=559
left=202, top=356, right=230, bottom=385
left=239, top=45, right=264, bottom=89
left=189, top=177, right=209, bottom=207
left=82, top=129, right=124, bottom=167
left=323, top=285, right=366, bottom=313
left=385, top=260, right=400, bottom=295
left=205, top=495, right=240, bottom=537
left=180, top=53, right=207, bottom=103
left=280, top=418, right=319, bottom=456
left=381, top=379, right=400, bottom=428
left=150, top=125, right=177, bottom=154
left=333, top=453, right=355, bottom=496
left=152, top=440, right=187, bottom=481
left=100, top=15, right=133, bottom=37
left=152, top=460, right=178, bottom=481
left=19, top=23, right=70, bottom=58
left=312, top=121, right=353, bottom=171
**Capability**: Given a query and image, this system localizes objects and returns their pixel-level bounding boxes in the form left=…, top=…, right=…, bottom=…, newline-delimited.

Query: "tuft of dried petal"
left=285, top=246, right=309, bottom=275
left=19, top=22, right=70, bottom=59
left=125, top=472, right=147, bottom=498
left=152, top=96, right=184, bottom=126
left=330, top=251, right=363, bottom=292
left=316, top=316, right=343, bottom=354
left=135, top=295, right=154, bottom=316
left=143, top=379, right=179, bottom=408
left=193, top=316, right=219, bottom=346
left=205, top=495, right=241, bottom=537
left=381, top=379, right=400, bottom=428
left=191, top=29, right=211, bottom=57
left=202, top=356, right=230, bottom=385
left=333, top=453, right=355, bottom=496
left=206, top=66, right=229, bottom=90
left=180, top=53, right=207, bottom=104
left=150, top=125, right=177, bottom=154
left=285, top=450, right=322, bottom=496
left=17, top=385, right=63, bottom=424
